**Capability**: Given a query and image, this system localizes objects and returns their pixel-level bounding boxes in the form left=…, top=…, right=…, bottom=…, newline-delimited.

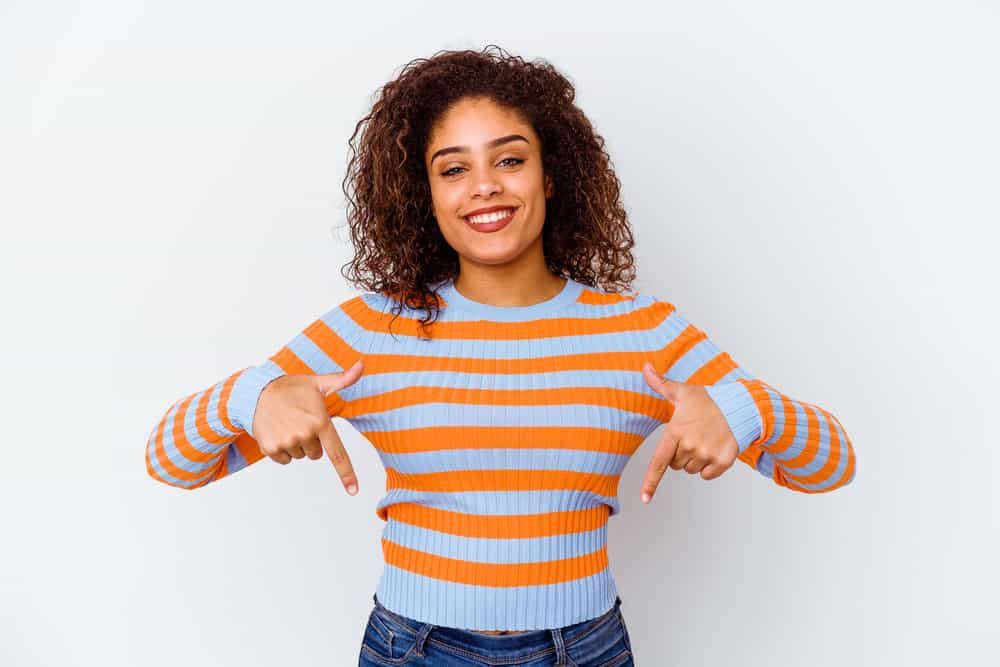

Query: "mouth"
left=463, top=206, right=517, bottom=234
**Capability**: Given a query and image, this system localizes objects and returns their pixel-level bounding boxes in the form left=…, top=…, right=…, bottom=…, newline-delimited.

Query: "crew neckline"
left=436, top=275, right=583, bottom=321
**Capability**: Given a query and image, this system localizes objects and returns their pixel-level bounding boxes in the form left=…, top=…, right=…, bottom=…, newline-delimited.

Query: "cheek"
left=430, top=184, right=464, bottom=216
left=518, top=172, right=548, bottom=209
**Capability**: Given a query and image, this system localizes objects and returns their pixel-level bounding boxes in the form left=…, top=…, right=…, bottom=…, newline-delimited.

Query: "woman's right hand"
left=251, top=359, right=365, bottom=495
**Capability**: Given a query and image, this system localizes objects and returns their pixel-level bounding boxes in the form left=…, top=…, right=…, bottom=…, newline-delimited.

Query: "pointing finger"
left=316, top=417, right=359, bottom=496
left=641, top=425, right=680, bottom=504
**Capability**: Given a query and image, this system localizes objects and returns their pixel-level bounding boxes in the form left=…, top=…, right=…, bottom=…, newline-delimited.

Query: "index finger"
left=316, top=417, right=359, bottom=495
left=641, top=425, right=680, bottom=503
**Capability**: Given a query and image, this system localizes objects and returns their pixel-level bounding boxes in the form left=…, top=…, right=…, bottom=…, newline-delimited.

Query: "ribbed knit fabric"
left=146, top=276, right=856, bottom=631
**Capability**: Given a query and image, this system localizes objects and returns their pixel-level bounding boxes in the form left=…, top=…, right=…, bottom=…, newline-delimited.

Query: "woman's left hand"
left=638, top=361, right=739, bottom=503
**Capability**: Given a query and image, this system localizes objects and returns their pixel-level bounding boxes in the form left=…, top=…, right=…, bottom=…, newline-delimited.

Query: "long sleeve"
left=145, top=296, right=371, bottom=490
left=650, top=297, right=856, bottom=493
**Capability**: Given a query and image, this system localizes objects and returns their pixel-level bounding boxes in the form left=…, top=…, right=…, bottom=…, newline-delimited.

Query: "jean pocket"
left=360, top=608, right=421, bottom=665
left=566, top=602, right=632, bottom=667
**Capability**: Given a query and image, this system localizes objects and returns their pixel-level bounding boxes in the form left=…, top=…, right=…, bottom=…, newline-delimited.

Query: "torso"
left=469, top=630, right=531, bottom=635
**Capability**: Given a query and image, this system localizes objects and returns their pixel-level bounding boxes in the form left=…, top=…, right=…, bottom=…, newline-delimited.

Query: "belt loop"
left=413, top=622, right=435, bottom=657
left=550, top=627, right=570, bottom=666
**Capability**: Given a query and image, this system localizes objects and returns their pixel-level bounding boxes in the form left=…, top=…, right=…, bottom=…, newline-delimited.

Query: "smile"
left=463, top=207, right=517, bottom=233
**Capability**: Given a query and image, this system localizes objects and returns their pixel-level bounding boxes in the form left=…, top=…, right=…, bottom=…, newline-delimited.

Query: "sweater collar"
left=435, top=276, right=583, bottom=322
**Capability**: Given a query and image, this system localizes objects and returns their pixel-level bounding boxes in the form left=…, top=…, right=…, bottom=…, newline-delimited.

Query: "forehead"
left=427, top=97, right=535, bottom=149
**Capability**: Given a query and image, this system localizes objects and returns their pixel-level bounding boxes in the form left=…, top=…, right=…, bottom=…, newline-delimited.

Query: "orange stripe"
left=216, top=372, right=241, bottom=434
left=742, top=380, right=777, bottom=448
left=354, top=346, right=676, bottom=382
left=576, top=288, right=638, bottom=306
left=382, top=538, right=609, bottom=587
left=382, top=503, right=610, bottom=537
left=231, top=432, right=266, bottom=469
left=760, top=391, right=799, bottom=456
left=350, top=294, right=674, bottom=341
left=737, top=443, right=764, bottom=469
left=152, top=396, right=221, bottom=483
left=193, top=380, right=240, bottom=449
left=773, top=404, right=853, bottom=490
left=147, top=406, right=218, bottom=487
left=781, top=405, right=839, bottom=484
left=835, top=422, right=857, bottom=489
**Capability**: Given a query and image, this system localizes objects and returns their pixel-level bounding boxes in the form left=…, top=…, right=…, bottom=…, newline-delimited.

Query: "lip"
left=462, top=206, right=516, bottom=234
left=463, top=205, right=518, bottom=219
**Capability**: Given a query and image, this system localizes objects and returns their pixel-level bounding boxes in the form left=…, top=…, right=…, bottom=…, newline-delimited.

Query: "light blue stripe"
left=368, top=286, right=657, bottom=322
left=224, top=443, right=249, bottom=476
left=146, top=400, right=217, bottom=488
left=375, top=488, right=621, bottom=518
left=156, top=397, right=220, bottom=477
left=348, top=368, right=673, bottom=411
left=791, top=405, right=832, bottom=477
left=769, top=409, right=852, bottom=491
left=767, top=400, right=827, bottom=467
left=754, top=451, right=776, bottom=479
left=703, top=381, right=763, bottom=453
left=376, top=447, right=630, bottom=476
left=350, top=402, right=659, bottom=437
left=381, top=520, right=608, bottom=564
left=375, top=563, right=618, bottom=631
left=667, top=337, right=757, bottom=383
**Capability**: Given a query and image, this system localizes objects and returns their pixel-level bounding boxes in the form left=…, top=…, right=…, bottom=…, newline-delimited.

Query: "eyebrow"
left=429, top=134, right=529, bottom=164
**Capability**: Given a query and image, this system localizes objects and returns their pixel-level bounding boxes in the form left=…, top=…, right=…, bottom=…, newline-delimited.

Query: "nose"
left=470, top=169, right=502, bottom=199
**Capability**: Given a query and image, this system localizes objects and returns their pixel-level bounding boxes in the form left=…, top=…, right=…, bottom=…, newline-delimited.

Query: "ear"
left=544, top=174, right=554, bottom=198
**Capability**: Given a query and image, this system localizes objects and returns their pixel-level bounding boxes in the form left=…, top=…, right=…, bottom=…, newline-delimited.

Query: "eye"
left=440, top=157, right=524, bottom=177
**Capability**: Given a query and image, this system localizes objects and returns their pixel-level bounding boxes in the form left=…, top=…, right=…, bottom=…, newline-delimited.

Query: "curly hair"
left=339, top=44, right=637, bottom=340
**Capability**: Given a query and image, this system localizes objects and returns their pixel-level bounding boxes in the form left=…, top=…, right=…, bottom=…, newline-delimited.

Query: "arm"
left=649, top=297, right=856, bottom=493
left=145, top=296, right=371, bottom=490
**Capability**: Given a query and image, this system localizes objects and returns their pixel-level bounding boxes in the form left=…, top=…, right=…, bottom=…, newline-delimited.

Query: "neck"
left=453, top=253, right=565, bottom=308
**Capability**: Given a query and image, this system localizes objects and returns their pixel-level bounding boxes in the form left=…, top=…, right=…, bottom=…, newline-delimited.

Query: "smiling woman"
left=146, top=44, right=855, bottom=666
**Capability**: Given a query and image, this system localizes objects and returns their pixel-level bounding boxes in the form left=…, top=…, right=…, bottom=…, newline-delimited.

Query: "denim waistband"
left=370, top=592, right=624, bottom=661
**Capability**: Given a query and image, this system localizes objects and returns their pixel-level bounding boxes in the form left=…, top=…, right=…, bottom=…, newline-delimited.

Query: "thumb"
left=642, top=361, right=681, bottom=401
left=314, top=359, right=364, bottom=397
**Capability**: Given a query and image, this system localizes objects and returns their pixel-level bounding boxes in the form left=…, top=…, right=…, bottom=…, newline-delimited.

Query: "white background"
left=2, top=1, right=997, bottom=665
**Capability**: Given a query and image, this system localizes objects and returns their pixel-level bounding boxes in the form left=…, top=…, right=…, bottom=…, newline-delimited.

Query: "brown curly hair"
left=339, top=44, right=637, bottom=339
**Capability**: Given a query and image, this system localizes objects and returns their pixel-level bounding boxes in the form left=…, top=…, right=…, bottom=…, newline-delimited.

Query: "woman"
left=146, top=45, right=856, bottom=666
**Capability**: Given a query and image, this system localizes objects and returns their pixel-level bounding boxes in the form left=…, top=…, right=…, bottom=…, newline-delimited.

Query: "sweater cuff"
left=228, top=364, right=288, bottom=438
left=703, top=381, right=764, bottom=454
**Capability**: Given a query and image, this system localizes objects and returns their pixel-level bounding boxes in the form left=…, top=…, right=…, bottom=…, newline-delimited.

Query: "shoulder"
left=573, top=282, right=673, bottom=313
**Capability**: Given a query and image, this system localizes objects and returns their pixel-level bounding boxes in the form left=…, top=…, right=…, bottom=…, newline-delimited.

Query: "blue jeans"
left=358, top=592, right=635, bottom=666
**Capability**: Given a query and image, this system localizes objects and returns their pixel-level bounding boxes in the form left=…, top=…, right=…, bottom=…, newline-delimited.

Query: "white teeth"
left=467, top=208, right=514, bottom=224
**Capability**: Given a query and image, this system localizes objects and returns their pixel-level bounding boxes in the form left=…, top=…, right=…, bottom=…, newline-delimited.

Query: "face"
left=424, top=96, right=554, bottom=270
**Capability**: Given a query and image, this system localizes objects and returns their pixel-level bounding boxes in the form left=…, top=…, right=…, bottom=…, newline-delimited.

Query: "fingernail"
left=641, top=492, right=651, bottom=504
left=347, top=483, right=358, bottom=495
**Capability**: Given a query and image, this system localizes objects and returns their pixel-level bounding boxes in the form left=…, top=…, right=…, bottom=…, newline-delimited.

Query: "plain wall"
left=1, top=1, right=997, bottom=665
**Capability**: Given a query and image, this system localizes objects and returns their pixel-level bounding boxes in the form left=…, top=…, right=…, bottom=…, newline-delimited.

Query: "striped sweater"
left=146, top=275, right=856, bottom=631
